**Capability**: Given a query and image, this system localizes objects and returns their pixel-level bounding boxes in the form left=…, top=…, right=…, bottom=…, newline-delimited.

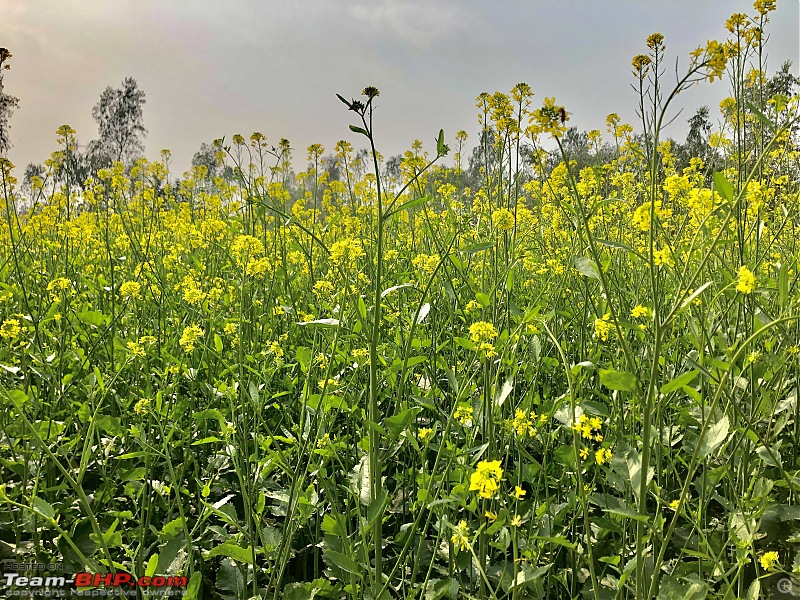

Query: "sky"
left=2, top=0, right=798, bottom=177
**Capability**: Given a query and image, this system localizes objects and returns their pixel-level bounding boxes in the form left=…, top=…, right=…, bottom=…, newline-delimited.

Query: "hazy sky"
left=3, top=1, right=798, bottom=176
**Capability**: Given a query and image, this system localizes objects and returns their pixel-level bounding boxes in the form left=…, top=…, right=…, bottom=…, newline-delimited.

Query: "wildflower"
left=318, top=378, right=337, bottom=390
left=510, top=514, right=523, bottom=527
left=485, top=510, right=497, bottom=523
left=469, top=459, right=504, bottom=499
left=630, top=305, right=649, bottom=319
left=133, top=398, right=150, bottom=415
left=759, top=551, right=779, bottom=571
left=454, top=403, right=474, bottom=427
left=491, top=208, right=515, bottom=232
left=464, top=299, right=481, bottom=315
left=580, top=447, right=589, bottom=460
left=119, top=281, right=142, bottom=299
left=230, top=235, right=264, bottom=267
left=451, top=520, right=471, bottom=552
left=0, top=318, right=21, bottom=340
left=46, top=277, right=72, bottom=302
left=469, top=321, right=498, bottom=344
left=669, top=499, right=681, bottom=511
left=594, top=313, right=612, bottom=341
left=179, top=324, right=204, bottom=353
left=126, top=341, right=146, bottom=358
left=632, top=54, right=652, bottom=77
left=417, top=428, right=434, bottom=442
left=316, top=433, right=331, bottom=448
left=595, top=448, right=612, bottom=465
left=313, top=280, right=335, bottom=297
left=224, top=422, right=236, bottom=436
left=330, top=238, right=364, bottom=268
left=477, top=341, right=497, bottom=358
left=511, top=409, right=537, bottom=437
left=511, top=486, right=526, bottom=501
left=223, top=322, right=237, bottom=335
left=736, top=266, right=756, bottom=294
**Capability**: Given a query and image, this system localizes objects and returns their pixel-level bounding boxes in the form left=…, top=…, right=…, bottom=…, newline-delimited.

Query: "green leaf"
left=386, top=195, right=429, bottom=219
left=460, top=241, right=494, bottom=255
left=77, top=310, right=107, bottom=327
left=335, top=93, right=352, bottom=108
left=437, top=129, right=446, bottom=155
left=594, top=238, right=635, bottom=253
left=660, top=370, right=700, bottom=395
left=676, top=282, right=712, bottom=315
left=574, top=256, right=600, bottom=280
left=453, top=337, right=476, bottom=351
left=599, top=369, right=637, bottom=392
left=349, top=124, right=369, bottom=137
left=32, top=497, right=56, bottom=520
left=712, top=171, right=734, bottom=202
left=699, top=415, right=729, bottom=458
left=214, top=333, right=223, bottom=353
left=385, top=407, right=422, bottom=439
left=207, top=542, right=253, bottom=564
left=145, top=553, right=158, bottom=578
left=323, top=549, right=362, bottom=577
left=656, top=576, right=708, bottom=600
left=475, top=292, right=491, bottom=308
left=779, top=261, right=789, bottom=309
left=183, top=572, right=202, bottom=600
left=604, top=506, right=650, bottom=522
left=746, top=101, right=775, bottom=132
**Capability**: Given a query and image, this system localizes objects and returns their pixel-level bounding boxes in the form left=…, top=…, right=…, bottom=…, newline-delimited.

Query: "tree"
left=0, top=48, right=20, bottom=156
left=191, top=142, right=220, bottom=180
left=91, top=77, right=147, bottom=164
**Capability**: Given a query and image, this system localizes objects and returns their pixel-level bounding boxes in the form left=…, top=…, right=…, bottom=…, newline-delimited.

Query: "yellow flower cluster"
left=179, top=324, right=204, bottom=353
left=329, top=237, right=364, bottom=268
left=736, top=266, right=756, bottom=294
left=491, top=208, right=515, bottom=232
left=469, top=459, right=503, bottom=499
left=0, top=318, right=21, bottom=340
left=594, top=313, right=612, bottom=341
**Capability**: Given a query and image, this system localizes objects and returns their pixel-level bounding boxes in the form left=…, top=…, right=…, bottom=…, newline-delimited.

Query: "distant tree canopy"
left=91, top=77, right=147, bottom=165
left=0, top=48, right=21, bottom=156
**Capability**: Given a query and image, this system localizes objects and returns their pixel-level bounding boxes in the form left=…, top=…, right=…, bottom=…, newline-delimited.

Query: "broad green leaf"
left=604, top=506, right=650, bottom=522
left=676, top=282, right=712, bottom=315
left=574, top=256, right=600, bottom=280
left=323, top=549, right=362, bottom=577
left=207, top=542, right=253, bottom=564
left=349, top=124, right=369, bottom=137
left=437, top=129, right=446, bottom=155
left=460, top=242, right=494, bottom=254
left=183, top=572, right=202, bottom=600
left=599, top=369, right=637, bottom=392
left=595, top=238, right=635, bottom=253
left=145, top=553, right=158, bottom=578
left=32, top=497, right=56, bottom=520
left=712, top=171, right=734, bottom=202
left=386, top=195, right=429, bottom=219
left=385, top=407, right=422, bottom=439
left=699, top=415, right=729, bottom=458
left=660, top=370, right=700, bottom=395
left=475, top=292, right=491, bottom=308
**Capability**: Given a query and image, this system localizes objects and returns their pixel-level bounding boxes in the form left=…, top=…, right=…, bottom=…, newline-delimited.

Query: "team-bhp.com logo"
left=3, top=569, right=188, bottom=596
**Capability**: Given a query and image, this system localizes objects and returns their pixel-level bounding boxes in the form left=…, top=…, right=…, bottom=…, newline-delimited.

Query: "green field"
left=2, top=5, right=800, bottom=599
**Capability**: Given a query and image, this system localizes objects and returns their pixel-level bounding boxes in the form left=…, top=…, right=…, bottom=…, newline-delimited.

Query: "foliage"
left=1, top=3, right=800, bottom=599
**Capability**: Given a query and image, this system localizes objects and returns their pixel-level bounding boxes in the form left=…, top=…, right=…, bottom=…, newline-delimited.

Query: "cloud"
left=347, top=0, right=473, bottom=50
